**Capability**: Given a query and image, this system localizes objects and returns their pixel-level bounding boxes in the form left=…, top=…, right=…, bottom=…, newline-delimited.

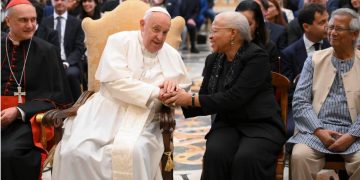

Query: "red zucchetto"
left=5, top=0, right=32, bottom=10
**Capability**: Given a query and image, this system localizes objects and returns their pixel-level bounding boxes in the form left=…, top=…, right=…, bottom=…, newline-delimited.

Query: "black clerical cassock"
left=1, top=35, right=73, bottom=180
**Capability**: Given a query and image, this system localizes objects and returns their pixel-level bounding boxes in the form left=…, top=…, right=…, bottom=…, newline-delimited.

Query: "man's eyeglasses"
left=324, top=25, right=353, bottom=32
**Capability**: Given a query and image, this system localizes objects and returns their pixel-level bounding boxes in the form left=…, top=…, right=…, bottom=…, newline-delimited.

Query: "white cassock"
left=52, top=31, right=191, bottom=180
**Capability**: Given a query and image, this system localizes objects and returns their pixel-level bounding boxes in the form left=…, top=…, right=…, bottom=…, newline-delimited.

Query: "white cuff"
left=146, top=87, right=160, bottom=107
left=63, top=62, right=70, bottom=68
left=16, top=107, right=26, bottom=122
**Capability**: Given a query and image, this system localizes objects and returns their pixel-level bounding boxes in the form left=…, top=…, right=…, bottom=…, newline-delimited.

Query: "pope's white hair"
left=215, top=11, right=251, bottom=42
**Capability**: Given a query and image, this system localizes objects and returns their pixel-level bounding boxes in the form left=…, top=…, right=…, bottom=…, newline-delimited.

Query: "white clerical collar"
left=138, top=31, right=158, bottom=58
left=54, top=11, right=68, bottom=20
left=8, top=33, right=20, bottom=45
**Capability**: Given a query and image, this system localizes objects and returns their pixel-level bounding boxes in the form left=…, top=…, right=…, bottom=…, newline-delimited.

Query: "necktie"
left=56, top=16, right=62, bottom=43
left=313, top=42, right=321, bottom=51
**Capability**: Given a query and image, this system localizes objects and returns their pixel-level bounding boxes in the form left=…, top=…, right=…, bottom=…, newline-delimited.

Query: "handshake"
left=157, top=80, right=192, bottom=107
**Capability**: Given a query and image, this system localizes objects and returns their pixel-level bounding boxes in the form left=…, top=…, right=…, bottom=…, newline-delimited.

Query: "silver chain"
left=5, top=35, right=32, bottom=88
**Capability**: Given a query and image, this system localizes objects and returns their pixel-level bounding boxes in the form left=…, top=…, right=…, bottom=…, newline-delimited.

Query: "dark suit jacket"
left=42, top=14, right=85, bottom=66
left=180, top=0, right=200, bottom=21
left=287, top=18, right=302, bottom=45
left=183, top=42, right=285, bottom=145
left=281, top=37, right=331, bottom=83
left=35, top=24, right=61, bottom=58
left=266, top=22, right=288, bottom=50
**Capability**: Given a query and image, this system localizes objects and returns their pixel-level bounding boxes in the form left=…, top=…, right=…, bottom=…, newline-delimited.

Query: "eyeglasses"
left=324, top=25, right=353, bottom=32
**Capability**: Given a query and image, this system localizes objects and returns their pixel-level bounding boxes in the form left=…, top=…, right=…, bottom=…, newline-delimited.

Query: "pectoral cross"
left=14, top=86, right=26, bottom=103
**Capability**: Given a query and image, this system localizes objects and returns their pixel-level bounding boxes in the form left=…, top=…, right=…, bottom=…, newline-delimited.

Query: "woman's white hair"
left=216, top=11, right=251, bottom=42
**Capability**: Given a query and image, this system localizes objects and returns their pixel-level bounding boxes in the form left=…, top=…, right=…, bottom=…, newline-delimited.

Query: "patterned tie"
left=56, top=16, right=62, bottom=43
left=313, top=42, right=321, bottom=51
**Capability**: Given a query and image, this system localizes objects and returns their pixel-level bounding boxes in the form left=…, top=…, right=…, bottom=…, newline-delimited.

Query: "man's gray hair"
left=330, top=8, right=360, bottom=31
left=143, top=6, right=171, bottom=20
left=216, top=11, right=251, bottom=42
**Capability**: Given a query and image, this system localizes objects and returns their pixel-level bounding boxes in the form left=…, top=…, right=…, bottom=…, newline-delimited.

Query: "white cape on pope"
left=52, top=31, right=191, bottom=180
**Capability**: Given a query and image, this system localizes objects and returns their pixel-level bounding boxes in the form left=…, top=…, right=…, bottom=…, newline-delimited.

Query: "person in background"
left=42, top=0, right=85, bottom=101
left=287, top=0, right=327, bottom=44
left=281, top=3, right=330, bottom=138
left=165, top=0, right=180, bottom=17
left=236, top=0, right=281, bottom=72
left=255, top=0, right=288, bottom=50
left=79, top=0, right=101, bottom=20
left=277, top=0, right=294, bottom=23
left=288, top=8, right=360, bottom=180
left=265, top=0, right=287, bottom=26
left=326, top=0, right=352, bottom=15
left=67, top=0, right=81, bottom=17
left=163, top=11, right=285, bottom=179
left=180, top=0, right=200, bottom=53
left=30, top=0, right=60, bottom=56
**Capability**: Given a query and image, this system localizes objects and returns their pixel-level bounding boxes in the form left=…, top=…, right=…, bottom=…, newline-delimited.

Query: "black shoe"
left=190, top=47, right=200, bottom=53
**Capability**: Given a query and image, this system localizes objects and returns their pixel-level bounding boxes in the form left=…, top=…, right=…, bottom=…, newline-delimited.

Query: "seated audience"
left=281, top=3, right=330, bottom=137
left=277, top=0, right=294, bottom=23
left=67, top=0, right=81, bottom=17
left=180, top=0, right=200, bottom=53
left=236, top=0, right=281, bottom=72
left=287, top=0, right=327, bottom=44
left=79, top=0, right=101, bottom=20
left=255, top=0, right=288, bottom=50
left=42, top=0, right=85, bottom=101
left=265, top=0, right=287, bottom=26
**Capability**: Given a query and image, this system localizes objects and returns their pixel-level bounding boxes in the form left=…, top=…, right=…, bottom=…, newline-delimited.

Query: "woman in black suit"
left=163, top=11, right=286, bottom=179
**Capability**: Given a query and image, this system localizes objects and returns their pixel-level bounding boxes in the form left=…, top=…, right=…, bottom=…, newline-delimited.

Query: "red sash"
left=1, top=96, right=54, bottom=179
left=1, top=96, right=25, bottom=109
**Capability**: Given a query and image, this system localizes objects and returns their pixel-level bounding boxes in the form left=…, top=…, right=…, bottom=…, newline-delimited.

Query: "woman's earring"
left=230, top=39, right=235, bottom=46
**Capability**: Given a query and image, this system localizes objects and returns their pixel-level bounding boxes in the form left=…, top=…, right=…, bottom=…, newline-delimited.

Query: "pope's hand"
left=159, top=80, right=179, bottom=94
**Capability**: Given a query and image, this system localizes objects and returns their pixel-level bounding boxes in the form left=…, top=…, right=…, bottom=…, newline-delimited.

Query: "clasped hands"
left=314, top=128, right=357, bottom=152
left=158, top=80, right=191, bottom=107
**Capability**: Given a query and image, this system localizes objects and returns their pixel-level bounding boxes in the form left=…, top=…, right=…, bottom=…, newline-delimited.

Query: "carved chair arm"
left=159, top=105, right=176, bottom=179
left=41, top=91, right=95, bottom=127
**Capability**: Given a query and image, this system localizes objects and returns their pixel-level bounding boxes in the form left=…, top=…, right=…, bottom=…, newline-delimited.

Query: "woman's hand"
left=158, top=80, right=180, bottom=106
left=164, top=89, right=192, bottom=107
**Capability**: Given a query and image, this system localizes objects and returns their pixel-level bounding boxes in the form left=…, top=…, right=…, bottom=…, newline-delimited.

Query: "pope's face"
left=6, top=4, right=37, bottom=41
left=140, top=12, right=171, bottom=53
